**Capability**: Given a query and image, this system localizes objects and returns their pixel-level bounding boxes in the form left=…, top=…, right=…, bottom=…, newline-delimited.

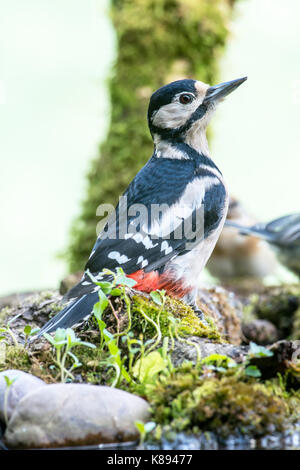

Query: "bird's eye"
left=179, top=94, right=193, bottom=105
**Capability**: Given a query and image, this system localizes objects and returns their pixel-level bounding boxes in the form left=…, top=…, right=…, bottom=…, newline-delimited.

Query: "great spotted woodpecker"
left=39, top=76, right=247, bottom=335
left=226, top=213, right=300, bottom=277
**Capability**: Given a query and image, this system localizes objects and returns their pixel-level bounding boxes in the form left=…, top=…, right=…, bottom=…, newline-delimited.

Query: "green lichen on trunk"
left=66, top=0, right=241, bottom=272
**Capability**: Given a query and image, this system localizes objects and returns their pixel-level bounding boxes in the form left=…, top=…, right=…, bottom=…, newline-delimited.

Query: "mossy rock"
left=147, top=362, right=300, bottom=438
left=130, top=293, right=223, bottom=341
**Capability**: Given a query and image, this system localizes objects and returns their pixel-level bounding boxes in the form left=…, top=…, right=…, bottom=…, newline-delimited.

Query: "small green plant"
left=199, top=343, right=274, bottom=379
left=248, top=342, right=274, bottom=358
left=201, top=354, right=238, bottom=373
left=88, top=267, right=136, bottom=340
left=135, top=420, right=156, bottom=446
left=88, top=274, right=177, bottom=386
left=100, top=330, right=132, bottom=387
left=3, top=375, right=18, bottom=425
left=244, top=342, right=274, bottom=378
left=43, top=328, right=96, bottom=382
left=23, top=325, right=39, bottom=348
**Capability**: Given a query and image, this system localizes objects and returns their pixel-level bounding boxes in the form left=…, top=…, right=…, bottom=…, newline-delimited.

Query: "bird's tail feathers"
left=225, top=220, right=274, bottom=242
left=37, top=291, right=99, bottom=337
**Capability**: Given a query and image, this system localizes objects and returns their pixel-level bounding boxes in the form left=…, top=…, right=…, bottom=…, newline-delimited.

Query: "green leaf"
left=98, top=289, right=109, bottom=310
left=245, top=365, right=262, bottom=377
left=133, top=351, right=166, bottom=383
left=54, top=328, right=67, bottom=343
left=93, top=291, right=109, bottom=320
left=24, top=325, right=32, bottom=335
left=249, top=342, right=273, bottom=358
left=145, top=421, right=156, bottom=433
left=43, top=332, right=56, bottom=346
left=78, top=341, right=96, bottom=349
left=96, top=282, right=112, bottom=294
left=110, top=288, right=122, bottom=296
left=202, top=354, right=237, bottom=369
left=135, top=421, right=145, bottom=436
left=120, top=365, right=131, bottom=383
left=96, top=319, right=107, bottom=333
left=117, top=275, right=137, bottom=288
left=150, top=291, right=163, bottom=306
left=3, top=375, right=18, bottom=387
left=29, top=328, right=40, bottom=336
left=103, top=329, right=114, bottom=342
left=107, top=339, right=120, bottom=357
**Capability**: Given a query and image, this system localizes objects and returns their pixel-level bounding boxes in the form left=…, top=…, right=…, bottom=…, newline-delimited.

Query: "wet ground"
left=1, top=428, right=300, bottom=450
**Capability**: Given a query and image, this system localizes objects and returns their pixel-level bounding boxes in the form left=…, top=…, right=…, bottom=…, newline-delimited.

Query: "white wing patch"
left=161, top=240, right=173, bottom=255
left=107, top=251, right=131, bottom=264
left=132, top=233, right=158, bottom=249
left=143, top=175, right=220, bottom=238
left=137, top=255, right=149, bottom=268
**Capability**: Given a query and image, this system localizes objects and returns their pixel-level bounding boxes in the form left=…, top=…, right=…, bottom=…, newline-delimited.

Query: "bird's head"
left=148, top=77, right=247, bottom=151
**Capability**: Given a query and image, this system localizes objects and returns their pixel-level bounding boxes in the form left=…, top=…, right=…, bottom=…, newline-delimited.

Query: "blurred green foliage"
left=66, top=0, right=240, bottom=272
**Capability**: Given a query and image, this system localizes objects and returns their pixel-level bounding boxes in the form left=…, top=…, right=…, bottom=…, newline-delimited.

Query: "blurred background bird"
left=226, top=213, right=300, bottom=278
left=206, top=197, right=280, bottom=284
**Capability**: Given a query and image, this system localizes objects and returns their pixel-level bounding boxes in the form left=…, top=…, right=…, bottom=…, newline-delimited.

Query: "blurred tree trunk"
left=66, top=0, right=240, bottom=272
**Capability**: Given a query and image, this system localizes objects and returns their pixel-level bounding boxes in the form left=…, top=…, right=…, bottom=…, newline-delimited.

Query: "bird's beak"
left=203, top=77, right=247, bottom=104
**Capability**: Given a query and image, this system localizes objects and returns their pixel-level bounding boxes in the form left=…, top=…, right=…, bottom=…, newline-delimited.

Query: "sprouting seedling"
left=201, top=354, right=238, bottom=373
left=247, top=342, right=274, bottom=359
left=104, top=335, right=132, bottom=387
left=88, top=267, right=137, bottom=341
left=244, top=365, right=262, bottom=378
left=97, top=324, right=132, bottom=387
left=150, top=289, right=166, bottom=307
left=135, top=421, right=156, bottom=446
left=240, top=342, right=274, bottom=379
left=23, top=325, right=40, bottom=348
left=43, top=328, right=96, bottom=382
left=3, top=375, right=18, bottom=425
left=93, top=290, right=109, bottom=348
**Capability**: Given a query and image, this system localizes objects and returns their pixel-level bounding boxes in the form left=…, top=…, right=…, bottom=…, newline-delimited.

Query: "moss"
left=0, top=346, right=31, bottom=372
left=2, top=288, right=300, bottom=439
left=0, top=345, right=57, bottom=383
left=131, top=293, right=223, bottom=341
left=66, top=0, right=241, bottom=272
left=146, top=362, right=300, bottom=437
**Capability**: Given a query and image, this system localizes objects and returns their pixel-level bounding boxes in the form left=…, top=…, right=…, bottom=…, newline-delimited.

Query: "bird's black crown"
left=147, top=79, right=196, bottom=122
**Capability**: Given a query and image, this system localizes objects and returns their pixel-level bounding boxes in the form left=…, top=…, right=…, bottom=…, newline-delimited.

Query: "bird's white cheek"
left=152, top=102, right=193, bottom=129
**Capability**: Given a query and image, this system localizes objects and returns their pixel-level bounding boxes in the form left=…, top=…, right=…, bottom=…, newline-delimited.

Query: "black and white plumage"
left=38, top=76, right=247, bottom=335
left=226, top=213, right=300, bottom=277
